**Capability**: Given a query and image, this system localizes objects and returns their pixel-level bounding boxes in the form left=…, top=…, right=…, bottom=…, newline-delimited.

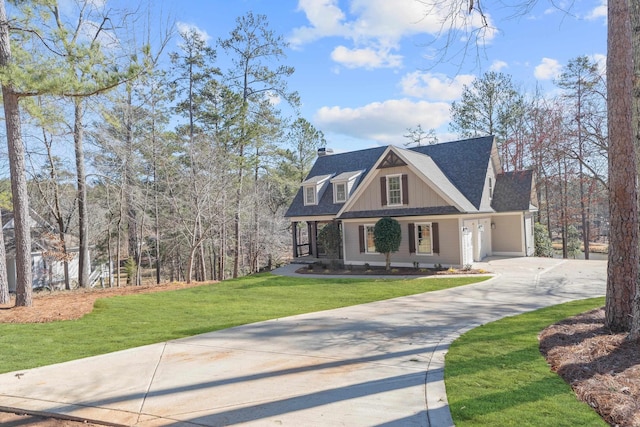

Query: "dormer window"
left=334, top=183, right=347, bottom=203
left=301, top=174, right=332, bottom=206
left=330, top=170, right=363, bottom=204
left=305, top=186, right=317, bottom=205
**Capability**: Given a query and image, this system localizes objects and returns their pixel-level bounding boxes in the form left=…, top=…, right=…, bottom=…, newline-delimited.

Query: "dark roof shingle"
left=491, top=170, right=535, bottom=212
left=285, top=136, right=500, bottom=218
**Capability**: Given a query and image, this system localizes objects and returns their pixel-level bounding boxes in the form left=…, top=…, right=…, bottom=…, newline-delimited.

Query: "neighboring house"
left=284, top=136, right=538, bottom=268
left=2, top=210, right=82, bottom=291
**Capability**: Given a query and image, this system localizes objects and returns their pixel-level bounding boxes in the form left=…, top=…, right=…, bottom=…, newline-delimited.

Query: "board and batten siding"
left=343, top=218, right=462, bottom=267
left=349, top=166, right=448, bottom=212
left=478, top=159, right=497, bottom=211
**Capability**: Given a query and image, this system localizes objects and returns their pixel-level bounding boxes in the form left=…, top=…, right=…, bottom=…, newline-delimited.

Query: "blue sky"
left=167, top=0, right=607, bottom=153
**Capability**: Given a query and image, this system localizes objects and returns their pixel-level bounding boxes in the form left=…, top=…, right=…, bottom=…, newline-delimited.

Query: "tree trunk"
left=233, top=144, right=245, bottom=279
left=0, top=0, right=32, bottom=306
left=154, top=191, right=161, bottom=284
left=606, top=0, right=637, bottom=333
left=74, top=99, right=91, bottom=288
left=0, top=208, right=9, bottom=304
left=630, top=0, right=640, bottom=340
left=125, top=86, right=139, bottom=278
left=578, top=130, right=590, bottom=260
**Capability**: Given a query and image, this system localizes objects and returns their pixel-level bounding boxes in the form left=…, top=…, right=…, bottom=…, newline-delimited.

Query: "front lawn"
left=0, top=273, right=488, bottom=374
left=445, top=297, right=607, bottom=427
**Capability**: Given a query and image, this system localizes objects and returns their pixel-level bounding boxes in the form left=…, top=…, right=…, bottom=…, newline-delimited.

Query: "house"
left=2, top=210, right=83, bottom=291
left=284, top=136, right=538, bottom=268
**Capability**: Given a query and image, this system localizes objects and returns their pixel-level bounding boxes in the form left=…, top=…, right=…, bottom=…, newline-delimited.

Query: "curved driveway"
left=0, top=257, right=605, bottom=426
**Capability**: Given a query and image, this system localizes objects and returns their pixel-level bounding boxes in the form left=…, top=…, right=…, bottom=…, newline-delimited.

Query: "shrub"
left=567, top=225, right=582, bottom=259
left=318, top=222, right=342, bottom=261
left=534, top=223, right=555, bottom=257
left=330, top=260, right=343, bottom=271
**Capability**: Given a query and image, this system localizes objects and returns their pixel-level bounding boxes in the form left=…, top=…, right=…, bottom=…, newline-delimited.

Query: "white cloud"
left=290, top=0, right=347, bottom=46
left=314, top=98, right=451, bottom=144
left=534, top=57, right=562, bottom=80
left=585, top=0, right=606, bottom=21
left=291, top=0, right=496, bottom=69
left=176, top=22, right=211, bottom=43
left=331, top=46, right=402, bottom=69
left=400, top=72, right=474, bottom=101
left=489, top=60, right=508, bottom=72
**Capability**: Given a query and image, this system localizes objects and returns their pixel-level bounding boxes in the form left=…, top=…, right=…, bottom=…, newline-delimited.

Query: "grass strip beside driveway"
left=0, top=273, right=488, bottom=374
left=445, top=297, right=607, bottom=427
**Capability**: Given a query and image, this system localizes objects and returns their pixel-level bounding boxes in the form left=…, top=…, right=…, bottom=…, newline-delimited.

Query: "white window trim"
left=304, top=185, right=317, bottom=206
left=386, top=174, right=403, bottom=207
left=364, top=224, right=377, bottom=254
left=334, top=182, right=347, bottom=203
left=415, top=222, right=434, bottom=256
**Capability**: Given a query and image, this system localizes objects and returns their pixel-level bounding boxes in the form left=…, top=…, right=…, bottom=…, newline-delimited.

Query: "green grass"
left=0, top=273, right=489, bottom=374
left=445, top=297, right=607, bottom=427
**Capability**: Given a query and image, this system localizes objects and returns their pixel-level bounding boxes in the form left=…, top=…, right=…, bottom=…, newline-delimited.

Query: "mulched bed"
left=0, top=281, right=211, bottom=324
left=295, top=265, right=489, bottom=275
left=540, top=308, right=640, bottom=426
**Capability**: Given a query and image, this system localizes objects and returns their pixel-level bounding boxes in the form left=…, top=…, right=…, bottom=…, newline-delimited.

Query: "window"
left=409, top=222, right=439, bottom=255
left=304, top=186, right=316, bottom=205
left=365, top=225, right=376, bottom=253
left=334, top=182, right=347, bottom=203
left=387, top=175, right=402, bottom=206
left=416, top=223, right=433, bottom=255
left=359, top=224, right=377, bottom=253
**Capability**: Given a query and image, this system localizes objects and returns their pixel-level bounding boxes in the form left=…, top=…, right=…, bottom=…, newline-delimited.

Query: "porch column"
left=310, top=221, right=318, bottom=257
left=291, top=221, right=299, bottom=258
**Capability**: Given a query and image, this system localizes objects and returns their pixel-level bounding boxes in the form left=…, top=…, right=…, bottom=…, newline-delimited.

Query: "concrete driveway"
left=0, top=257, right=605, bottom=426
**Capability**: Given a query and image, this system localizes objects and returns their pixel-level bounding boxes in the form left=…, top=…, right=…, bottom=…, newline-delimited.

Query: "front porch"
left=290, top=220, right=343, bottom=260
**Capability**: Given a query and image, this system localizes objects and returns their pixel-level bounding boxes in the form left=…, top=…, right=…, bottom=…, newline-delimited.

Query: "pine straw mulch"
left=540, top=308, right=640, bottom=427
left=0, top=281, right=211, bottom=323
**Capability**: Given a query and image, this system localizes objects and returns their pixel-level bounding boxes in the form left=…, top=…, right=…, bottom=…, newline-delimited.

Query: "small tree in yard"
left=534, top=223, right=554, bottom=257
left=566, top=225, right=582, bottom=259
left=374, top=217, right=402, bottom=270
left=317, top=222, right=342, bottom=267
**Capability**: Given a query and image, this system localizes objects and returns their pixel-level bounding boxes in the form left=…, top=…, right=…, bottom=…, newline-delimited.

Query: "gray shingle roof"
left=411, top=136, right=494, bottom=209
left=285, top=146, right=386, bottom=217
left=285, top=136, right=501, bottom=218
left=492, top=170, right=535, bottom=212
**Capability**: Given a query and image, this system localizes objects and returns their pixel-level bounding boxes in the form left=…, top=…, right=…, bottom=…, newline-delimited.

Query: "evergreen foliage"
left=566, top=225, right=582, bottom=259
left=317, top=222, right=342, bottom=261
left=534, top=223, right=555, bottom=257
left=374, top=217, right=402, bottom=270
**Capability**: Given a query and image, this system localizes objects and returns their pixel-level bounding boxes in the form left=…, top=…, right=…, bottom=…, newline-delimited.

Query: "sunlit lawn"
left=446, top=297, right=607, bottom=427
left=0, top=273, right=489, bottom=374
